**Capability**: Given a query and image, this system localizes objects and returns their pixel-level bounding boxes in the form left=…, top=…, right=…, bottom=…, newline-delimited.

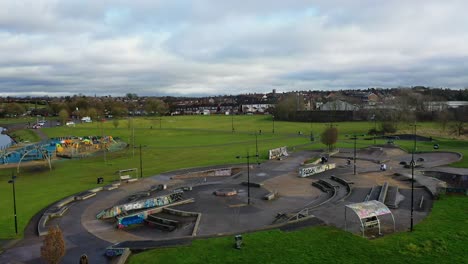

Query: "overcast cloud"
left=1, top=0, right=467, bottom=96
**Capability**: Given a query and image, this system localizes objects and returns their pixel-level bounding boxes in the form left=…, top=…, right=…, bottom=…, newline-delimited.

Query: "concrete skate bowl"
left=422, top=171, right=468, bottom=195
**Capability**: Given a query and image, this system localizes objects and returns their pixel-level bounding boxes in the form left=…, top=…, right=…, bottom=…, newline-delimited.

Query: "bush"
left=380, top=122, right=397, bottom=134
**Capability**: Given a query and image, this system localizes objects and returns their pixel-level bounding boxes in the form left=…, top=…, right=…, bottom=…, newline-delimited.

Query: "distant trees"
left=3, top=103, right=25, bottom=117
left=144, top=98, right=168, bottom=116
left=41, top=226, right=65, bottom=264
left=321, top=126, right=338, bottom=152
left=273, top=93, right=305, bottom=121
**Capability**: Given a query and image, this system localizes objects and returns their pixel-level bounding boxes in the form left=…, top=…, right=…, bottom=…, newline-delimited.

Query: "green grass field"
left=0, top=115, right=466, bottom=264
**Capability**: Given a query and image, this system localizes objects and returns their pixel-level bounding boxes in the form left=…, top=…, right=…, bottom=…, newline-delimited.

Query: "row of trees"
left=0, top=97, right=168, bottom=120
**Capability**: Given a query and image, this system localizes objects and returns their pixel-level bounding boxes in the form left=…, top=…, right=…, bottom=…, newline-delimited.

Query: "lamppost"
left=272, top=115, right=275, bottom=134
left=236, top=151, right=258, bottom=205
left=410, top=122, right=418, bottom=232
left=231, top=109, right=235, bottom=133
left=371, top=114, right=377, bottom=145
left=255, top=132, right=259, bottom=165
left=8, top=173, right=18, bottom=235
left=350, top=135, right=358, bottom=175
left=139, top=144, right=143, bottom=178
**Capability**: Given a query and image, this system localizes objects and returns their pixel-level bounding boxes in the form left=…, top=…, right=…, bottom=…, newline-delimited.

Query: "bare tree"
left=41, top=226, right=65, bottom=264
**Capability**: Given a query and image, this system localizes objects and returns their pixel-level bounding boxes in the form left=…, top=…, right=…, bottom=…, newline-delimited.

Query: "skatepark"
left=0, top=143, right=465, bottom=263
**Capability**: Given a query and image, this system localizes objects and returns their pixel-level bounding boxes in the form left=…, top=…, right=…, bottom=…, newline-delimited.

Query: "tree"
left=145, top=98, right=168, bottom=116
left=436, top=110, right=454, bottom=134
left=380, top=122, right=397, bottom=134
left=58, top=109, right=69, bottom=125
left=113, top=119, right=120, bottom=128
left=4, top=103, right=25, bottom=117
left=41, top=225, right=65, bottom=264
left=87, top=107, right=98, bottom=121
left=451, top=121, right=465, bottom=136
left=273, top=93, right=305, bottom=121
left=321, top=126, right=338, bottom=152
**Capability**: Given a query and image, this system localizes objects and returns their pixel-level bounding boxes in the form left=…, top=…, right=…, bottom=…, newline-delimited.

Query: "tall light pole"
left=255, top=132, right=259, bottom=165
left=139, top=144, right=143, bottom=178
left=351, top=134, right=358, bottom=175
left=231, top=109, right=234, bottom=133
left=236, top=151, right=258, bottom=205
left=410, top=122, right=418, bottom=232
left=8, top=173, right=18, bottom=235
left=372, top=114, right=377, bottom=145
left=272, top=115, right=275, bottom=134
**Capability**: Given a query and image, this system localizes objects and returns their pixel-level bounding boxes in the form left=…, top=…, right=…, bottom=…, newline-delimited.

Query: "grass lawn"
left=0, top=115, right=466, bottom=243
left=8, top=129, right=41, bottom=143
left=128, top=195, right=468, bottom=264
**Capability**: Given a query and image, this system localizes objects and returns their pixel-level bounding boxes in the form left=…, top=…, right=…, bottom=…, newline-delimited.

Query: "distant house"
left=319, top=100, right=359, bottom=111
left=241, top=104, right=274, bottom=113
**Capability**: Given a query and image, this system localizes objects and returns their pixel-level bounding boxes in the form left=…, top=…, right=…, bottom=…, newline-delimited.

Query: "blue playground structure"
left=0, top=139, right=59, bottom=165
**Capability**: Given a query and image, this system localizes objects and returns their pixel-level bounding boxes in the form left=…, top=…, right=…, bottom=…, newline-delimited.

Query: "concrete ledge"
left=192, top=213, right=202, bottom=236
left=75, top=192, right=97, bottom=201
left=105, top=185, right=118, bottom=191
left=126, top=178, right=138, bottom=183
left=263, top=192, right=276, bottom=200
left=55, top=196, right=75, bottom=208
left=38, top=215, right=50, bottom=236
left=89, top=187, right=103, bottom=193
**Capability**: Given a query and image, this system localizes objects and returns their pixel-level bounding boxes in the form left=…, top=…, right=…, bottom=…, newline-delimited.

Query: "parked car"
left=66, top=121, right=75, bottom=127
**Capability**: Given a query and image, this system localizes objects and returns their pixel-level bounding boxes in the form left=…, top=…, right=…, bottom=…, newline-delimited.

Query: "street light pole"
left=236, top=151, right=258, bottom=205
left=351, top=135, right=358, bottom=175
left=372, top=114, right=377, bottom=145
left=272, top=116, right=275, bottom=134
left=247, top=153, right=250, bottom=205
left=8, top=173, right=18, bottom=235
left=139, top=144, right=143, bottom=178
left=231, top=110, right=234, bottom=133
left=255, top=132, right=259, bottom=165
left=410, top=122, right=418, bottom=232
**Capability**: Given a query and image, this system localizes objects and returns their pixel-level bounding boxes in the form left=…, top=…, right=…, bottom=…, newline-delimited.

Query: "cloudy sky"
left=1, top=0, right=468, bottom=97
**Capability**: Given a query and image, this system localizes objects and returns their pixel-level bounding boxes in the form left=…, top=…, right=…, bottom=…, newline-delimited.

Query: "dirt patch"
left=262, top=172, right=321, bottom=197
left=351, top=172, right=410, bottom=188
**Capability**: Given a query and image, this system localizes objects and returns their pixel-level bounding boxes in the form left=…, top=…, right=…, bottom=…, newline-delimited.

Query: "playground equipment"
left=55, top=135, right=117, bottom=159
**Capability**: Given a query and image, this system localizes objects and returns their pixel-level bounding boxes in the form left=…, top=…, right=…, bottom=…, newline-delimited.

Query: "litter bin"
left=97, top=177, right=104, bottom=184
left=234, top=235, right=243, bottom=249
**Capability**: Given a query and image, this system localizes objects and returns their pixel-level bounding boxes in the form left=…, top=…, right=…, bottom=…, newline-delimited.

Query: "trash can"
left=97, top=177, right=104, bottom=184
left=234, top=235, right=243, bottom=249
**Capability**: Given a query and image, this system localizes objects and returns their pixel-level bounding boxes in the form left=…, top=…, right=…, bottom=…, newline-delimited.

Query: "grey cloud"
left=1, top=0, right=468, bottom=96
